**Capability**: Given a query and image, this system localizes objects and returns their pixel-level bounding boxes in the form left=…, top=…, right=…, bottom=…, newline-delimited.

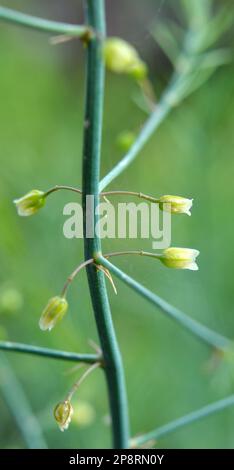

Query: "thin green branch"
left=0, top=6, right=93, bottom=40
left=0, top=353, right=47, bottom=449
left=98, top=256, right=231, bottom=352
left=0, top=341, right=99, bottom=364
left=131, top=394, right=234, bottom=447
left=82, top=0, right=129, bottom=448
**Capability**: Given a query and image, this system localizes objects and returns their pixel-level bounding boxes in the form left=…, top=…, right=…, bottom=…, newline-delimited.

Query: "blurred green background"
left=1, top=0, right=234, bottom=449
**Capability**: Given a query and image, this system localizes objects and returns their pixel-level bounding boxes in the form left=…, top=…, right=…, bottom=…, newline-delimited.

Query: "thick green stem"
left=0, top=6, right=92, bottom=40
left=0, top=341, right=99, bottom=364
left=82, top=0, right=129, bottom=448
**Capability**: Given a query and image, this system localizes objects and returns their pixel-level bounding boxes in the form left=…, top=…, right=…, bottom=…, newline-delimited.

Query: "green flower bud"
left=159, top=195, right=193, bottom=216
left=160, top=247, right=200, bottom=271
left=14, top=190, right=45, bottom=217
left=128, top=60, right=148, bottom=80
left=0, top=287, right=23, bottom=314
left=72, top=401, right=95, bottom=427
left=39, top=296, right=68, bottom=331
left=116, top=131, right=136, bottom=151
left=54, top=400, right=73, bottom=432
left=103, top=37, right=147, bottom=79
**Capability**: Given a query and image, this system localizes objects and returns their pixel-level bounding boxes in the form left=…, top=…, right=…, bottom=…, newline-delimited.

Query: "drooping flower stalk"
left=54, top=362, right=101, bottom=431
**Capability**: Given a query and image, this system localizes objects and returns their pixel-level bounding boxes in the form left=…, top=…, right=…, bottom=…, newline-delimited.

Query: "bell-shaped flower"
left=159, top=195, right=193, bottom=216
left=14, top=190, right=45, bottom=216
left=103, top=37, right=147, bottom=79
left=54, top=400, right=73, bottom=432
left=160, top=247, right=200, bottom=271
left=39, top=296, right=68, bottom=331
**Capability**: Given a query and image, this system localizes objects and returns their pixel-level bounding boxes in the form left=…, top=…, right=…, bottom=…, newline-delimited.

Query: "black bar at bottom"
left=0, top=449, right=233, bottom=466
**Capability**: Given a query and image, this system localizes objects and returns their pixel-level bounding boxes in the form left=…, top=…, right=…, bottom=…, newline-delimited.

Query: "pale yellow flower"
left=54, top=400, right=73, bottom=432
left=39, top=296, right=68, bottom=331
left=103, top=37, right=147, bottom=79
left=160, top=247, right=200, bottom=271
left=14, top=190, right=45, bottom=216
left=159, top=195, right=193, bottom=216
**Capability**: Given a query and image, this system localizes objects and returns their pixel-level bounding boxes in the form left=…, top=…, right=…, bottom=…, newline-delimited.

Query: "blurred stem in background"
left=0, top=354, right=47, bottom=449
left=131, top=394, right=234, bottom=447
left=99, top=0, right=233, bottom=190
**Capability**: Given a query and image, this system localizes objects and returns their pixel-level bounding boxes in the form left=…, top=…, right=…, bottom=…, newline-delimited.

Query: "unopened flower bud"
left=39, top=296, right=68, bottom=331
left=128, top=60, right=148, bottom=80
left=72, top=401, right=96, bottom=427
left=54, top=400, right=73, bottom=432
left=14, top=190, right=45, bottom=217
left=159, top=195, right=193, bottom=216
left=103, top=37, right=147, bottom=79
left=116, top=131, right=136, bottom=151
left=160, top=247, right=200, bottom=271
left=0, top=287, right=23, bottom=314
